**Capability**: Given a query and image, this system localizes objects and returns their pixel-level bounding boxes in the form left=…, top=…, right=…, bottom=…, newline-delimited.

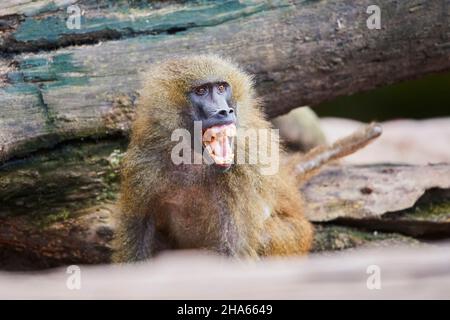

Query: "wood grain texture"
left=0, top=138, right=125, bottom=217
left=1, top=0, right=449, bottom=163
left=0, top=204, right=114, bottom=270
left=303, top=163, right=450, bottom=221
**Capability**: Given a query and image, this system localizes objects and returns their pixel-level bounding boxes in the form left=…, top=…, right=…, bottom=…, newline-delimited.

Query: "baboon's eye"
left=217, top=84, right=225, bottom=94
left=194, top=86, right=208, bottom=96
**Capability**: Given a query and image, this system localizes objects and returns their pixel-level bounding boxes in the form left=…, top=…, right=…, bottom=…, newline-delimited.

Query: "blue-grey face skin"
left=187, top=82, right=237, bottom=172
left=188, top=82, right=236, bottom=130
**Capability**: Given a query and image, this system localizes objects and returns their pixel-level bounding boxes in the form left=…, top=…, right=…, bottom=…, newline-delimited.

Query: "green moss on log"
left=312, top=224, right=421, bottom=252
left=0, top=138, right=127, bottom=218
left=5, top=0, right=287, bottom=51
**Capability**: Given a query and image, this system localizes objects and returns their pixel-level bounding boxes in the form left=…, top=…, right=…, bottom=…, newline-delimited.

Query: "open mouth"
left=202, top=123, right=236, bottom=167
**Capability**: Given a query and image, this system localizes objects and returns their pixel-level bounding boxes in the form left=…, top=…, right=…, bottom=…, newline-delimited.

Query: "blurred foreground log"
left=1, top=0, right=450, bottom=162
left=0, top=244, right=449, bottom=299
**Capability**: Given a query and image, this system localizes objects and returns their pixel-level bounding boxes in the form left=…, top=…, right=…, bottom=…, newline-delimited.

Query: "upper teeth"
left=203, top=124, right=236, bottom=139
left=202, top=124, right=236, bottom=165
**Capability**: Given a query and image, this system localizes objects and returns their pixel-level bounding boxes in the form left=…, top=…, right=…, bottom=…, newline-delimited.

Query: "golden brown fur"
left=113, top=55, right=314, bottom=262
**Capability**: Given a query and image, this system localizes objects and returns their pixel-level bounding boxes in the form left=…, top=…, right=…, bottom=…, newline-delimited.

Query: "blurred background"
left=316, top=73, right=450, bottom=121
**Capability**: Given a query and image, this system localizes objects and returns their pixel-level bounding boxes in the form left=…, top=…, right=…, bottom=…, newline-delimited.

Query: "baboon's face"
left=188, top=81, right=237, bottom=170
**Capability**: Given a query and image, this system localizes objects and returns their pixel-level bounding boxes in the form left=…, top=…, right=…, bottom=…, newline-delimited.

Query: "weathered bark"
left=0, top=204, right=115, bottom=270
left=304, top=164, right=450, bottom=221
left=0, top=138, right=126, bottom=217
left=305, top=164, right=450, bottom=238
left=1, top=0, right=449, bottom=163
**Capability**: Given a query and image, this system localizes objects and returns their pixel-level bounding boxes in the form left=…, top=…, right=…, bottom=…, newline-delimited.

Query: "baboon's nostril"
left=218, top=109, right=228, bottom=116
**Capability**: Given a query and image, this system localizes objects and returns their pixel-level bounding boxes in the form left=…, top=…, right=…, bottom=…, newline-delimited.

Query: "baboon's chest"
left=159, top=186, right=242, bottom=253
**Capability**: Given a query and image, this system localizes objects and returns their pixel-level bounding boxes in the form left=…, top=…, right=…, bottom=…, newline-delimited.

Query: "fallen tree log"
left=1, top=163, right=449, bottom=270
left=303, top=164, right=450, bottom=221
left=0, top=204, right=114, bottom=270
left=1, top=0, right=449, bottom=162
left=1, top=244, right=449, bottom=299
left=305, top=164, right=450, bottom=239
left=0, top=138, right=125, bottom=217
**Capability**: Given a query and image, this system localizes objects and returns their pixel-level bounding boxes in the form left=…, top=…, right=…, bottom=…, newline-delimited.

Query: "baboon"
left=113, top=55, right=381, bottom=262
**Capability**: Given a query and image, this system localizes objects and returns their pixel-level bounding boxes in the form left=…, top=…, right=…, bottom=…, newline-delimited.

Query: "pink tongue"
left=205, top=124, right=233, bottom=160
left=213, top=138, right=223, bottom=157
left=212, top=135, right=229, bottom=159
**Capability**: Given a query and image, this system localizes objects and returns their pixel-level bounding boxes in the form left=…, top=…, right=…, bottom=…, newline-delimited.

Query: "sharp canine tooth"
left=205, top=145, right=213, bottom=156
left=203, top=124, right=236, bottom=165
